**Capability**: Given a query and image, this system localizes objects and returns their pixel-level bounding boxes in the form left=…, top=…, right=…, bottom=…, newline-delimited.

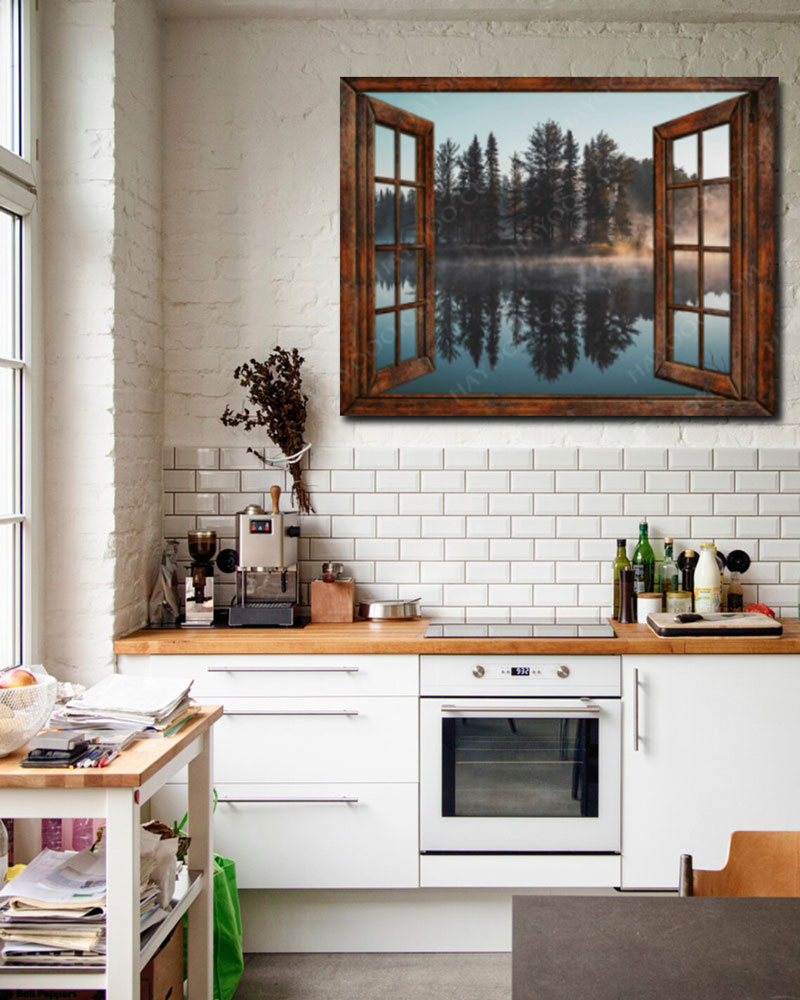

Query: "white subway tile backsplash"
left=489, top=448, right=532, bottom=469
left=467, top=607, right=510, bottom=623
left=356, top=583, right=399, bottom=603
left=714, top=448, right=757, bottom=470
left=422, top=516, right=466, bottom=538
left=510, top=471, right=555, bottom=493
left=669, top=448, right=712, bottom=470
left=376, top=470, right=419, bottom=492
left=444, top=448, right=487, bottom=470
left=400, top=493, right=444, bottom=516
left=447, top=538, right=489, bottom=561
left=555, top=471, right=599, bottom=493
left=690, top=471, right=735, bottom=493
left=355, top=447, right=398, bottom=470
left=164, top=470, right=196, bottom=492
left=579, top=448, right=622, bottom=470
left=466, top=562, right=510, bottom=584
left=399, top=447, right=443, bottom=470
left=758, top=448, right=800, bottom=470
left=402, top=538, right=444, bottom=561
left=422, top=470, right=465, bottom=493
left=511, top=561, right=555, bottom=583
left=466, top=516, right=510, bottom=538
left=163, top=493, right=173, bottom=515
left=489, top=493, right=532, bottom=516
left=491, top=538, right=534, bottom=561
left=164, top=444, right=800, bottom=620
left=534, top=447, right=577, bottom=470
left=466, top=471, right=509, bottom=493
left=162, top=447, right=175, bottom=470
left=625, top=447, right=667, bottom=470
left=536, top=493, right=578, bottom=515
left=353, top=493, right=395, bottom=515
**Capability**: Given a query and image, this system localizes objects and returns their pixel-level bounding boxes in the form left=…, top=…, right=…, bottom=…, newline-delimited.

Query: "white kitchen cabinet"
left=118, top=653, right=420, bottom=890
left=622, top=654, right=800, bottom=889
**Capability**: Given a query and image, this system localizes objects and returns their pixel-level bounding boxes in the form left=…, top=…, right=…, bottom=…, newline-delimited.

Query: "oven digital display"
left=510, top=667, right=531, bottom=676
left=249, top=520, right=272, bottom=534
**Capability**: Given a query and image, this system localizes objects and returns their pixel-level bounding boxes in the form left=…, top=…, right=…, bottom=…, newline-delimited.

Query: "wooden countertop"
left=113, top=619, right=800, bottom=656
left=0, top=705, right=223, bottom=788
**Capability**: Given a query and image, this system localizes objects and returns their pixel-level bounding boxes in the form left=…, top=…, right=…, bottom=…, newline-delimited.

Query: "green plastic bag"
left=213, top=853, right=244, bottom=1000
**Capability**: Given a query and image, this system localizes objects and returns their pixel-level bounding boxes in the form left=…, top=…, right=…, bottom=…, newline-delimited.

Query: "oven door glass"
left=420, top=697, right=621, bottom=853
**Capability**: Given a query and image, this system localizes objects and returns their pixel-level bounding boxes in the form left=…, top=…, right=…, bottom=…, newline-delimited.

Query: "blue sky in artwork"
left=369, top=90, right=744, bottom=176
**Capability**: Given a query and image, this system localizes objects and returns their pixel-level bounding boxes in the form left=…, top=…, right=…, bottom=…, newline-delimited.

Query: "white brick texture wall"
left=165, top=445, right=800, bottom=621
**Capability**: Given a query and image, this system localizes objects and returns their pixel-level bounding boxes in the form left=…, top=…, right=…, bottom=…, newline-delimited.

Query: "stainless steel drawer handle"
left=633, top=667, right=640, bottom=752
left=441, top=704, right=601, bottom=714
left=224, top=710, right=359, bottom=717
left=207, top=667, right=360, bottom=673
left=218, top=796, right=359, bottom=804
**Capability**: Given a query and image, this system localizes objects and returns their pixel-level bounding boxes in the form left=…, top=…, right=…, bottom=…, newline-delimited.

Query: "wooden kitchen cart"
left=0, top=704, right=222, bottom=1000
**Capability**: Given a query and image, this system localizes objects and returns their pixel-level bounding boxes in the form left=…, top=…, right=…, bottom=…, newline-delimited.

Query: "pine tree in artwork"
left=457, top=135, right=486, bottom=244
left=524, top=120, right=565, bottom=247
left=507, top=153, right=525, bottom=244
left=613, top=181, right=632, bottom=241
left=561, top=129, right=580, bottom=245
left=435, top=138, right=460, bottom=245
left=484, top=132, right=502, bottom=244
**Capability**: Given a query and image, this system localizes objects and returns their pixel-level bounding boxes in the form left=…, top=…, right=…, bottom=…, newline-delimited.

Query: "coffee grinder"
left=228, top=484, right=301, bottom=627
left=183, top=530, right=217, bottom=627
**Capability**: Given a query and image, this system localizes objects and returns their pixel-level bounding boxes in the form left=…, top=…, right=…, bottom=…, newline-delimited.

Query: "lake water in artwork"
left=384, top=255, right=705, bottom=397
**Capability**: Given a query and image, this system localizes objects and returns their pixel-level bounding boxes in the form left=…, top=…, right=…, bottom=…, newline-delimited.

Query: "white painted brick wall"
left=164, top=446, right=800, bottom=621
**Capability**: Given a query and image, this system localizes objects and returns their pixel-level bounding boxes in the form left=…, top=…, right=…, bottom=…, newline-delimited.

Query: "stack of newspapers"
left=49, top=675, right=197, bottom=738
left=0, top=845, right=169, bottom=966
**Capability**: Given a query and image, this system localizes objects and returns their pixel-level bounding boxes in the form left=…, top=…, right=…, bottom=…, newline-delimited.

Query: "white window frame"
left=1, top=0, right=38, bottom=666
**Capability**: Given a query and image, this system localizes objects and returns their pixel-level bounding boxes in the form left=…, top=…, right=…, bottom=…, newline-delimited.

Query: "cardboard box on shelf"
left=141, top=924, right=184, bottom=1000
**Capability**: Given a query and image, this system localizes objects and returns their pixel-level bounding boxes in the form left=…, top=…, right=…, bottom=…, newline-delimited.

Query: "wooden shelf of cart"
left=0, top=704, right=222, bottom=1000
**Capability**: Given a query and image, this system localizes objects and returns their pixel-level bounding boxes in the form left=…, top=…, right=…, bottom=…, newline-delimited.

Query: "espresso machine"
left=183, top=530, right=217, bottom=627
left=228, top=484, right=302, bottom=627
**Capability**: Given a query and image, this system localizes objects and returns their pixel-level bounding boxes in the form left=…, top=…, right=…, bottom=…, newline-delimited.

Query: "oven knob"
left=557, top=665, right=570, bottom=678
left=472, top=665, right=485, bottom=678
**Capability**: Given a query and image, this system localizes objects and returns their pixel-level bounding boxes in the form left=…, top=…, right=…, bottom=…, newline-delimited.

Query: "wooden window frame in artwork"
left=340, top=77, right=777, bottom=418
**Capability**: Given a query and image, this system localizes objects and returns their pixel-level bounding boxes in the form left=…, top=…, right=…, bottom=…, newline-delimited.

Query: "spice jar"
left=666, top=590, right=692, bottom=614
left=636, top=592, right=662, bottom=624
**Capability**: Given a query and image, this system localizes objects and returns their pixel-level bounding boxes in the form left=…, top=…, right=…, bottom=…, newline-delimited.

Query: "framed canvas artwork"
left=339, top=77, right=777, bottom=417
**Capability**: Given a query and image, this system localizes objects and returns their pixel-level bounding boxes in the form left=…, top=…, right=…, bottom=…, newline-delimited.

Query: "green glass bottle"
left=612, top=538, right=631, bottom=620
left=632, top=521, right=655, bottom=600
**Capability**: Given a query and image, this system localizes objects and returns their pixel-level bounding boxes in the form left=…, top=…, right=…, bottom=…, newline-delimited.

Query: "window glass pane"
left=375, top=125, right=395, bottom=180
left=703, top=125, right=729, bottom=180
left=673, top=310, right=699, bottom=368
left=399, top=187, right=417, bottom=243
left=672, top=134, right=697, bottom=182
left=399, top=307, right=420, bottom=362
left=671, top=187, right=697, bottom=245
left=0, top=366, right=17, bottom=514
left=704, top=252, right=730, bottom=310
left=703, top=184, right=730, bottom=247
left=0, top=0, right=19, bottom=156
left=0, top=209, right=19, bottom=358
left=375, top=251, right=395, bottom=309
left=671, top=250, right=698, bottom=307
left=374, top=183, right=395, bottom=245
left=400, top=133, right=416, bottom=183
left=704, top=314, right=730, bottom=374
left=0, top=522, right=19, bottom=667
left=374, top=311, right=395, bottom=370
left=399, top=250, right=420, bottom=304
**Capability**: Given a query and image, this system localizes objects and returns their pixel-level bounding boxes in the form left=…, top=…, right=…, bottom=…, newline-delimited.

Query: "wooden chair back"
left=680, top=831, right=800, bottom=897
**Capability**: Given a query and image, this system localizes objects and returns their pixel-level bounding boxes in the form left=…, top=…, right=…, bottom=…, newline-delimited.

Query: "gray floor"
left=234, top=953, right=512, bottom=1000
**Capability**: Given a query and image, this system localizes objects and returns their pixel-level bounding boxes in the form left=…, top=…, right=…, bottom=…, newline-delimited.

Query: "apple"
left=0, top=668, right=37, bottom=689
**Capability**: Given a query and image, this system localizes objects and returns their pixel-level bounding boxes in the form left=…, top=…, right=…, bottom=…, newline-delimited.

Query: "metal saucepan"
left=358, top=598, right=421, bottom=621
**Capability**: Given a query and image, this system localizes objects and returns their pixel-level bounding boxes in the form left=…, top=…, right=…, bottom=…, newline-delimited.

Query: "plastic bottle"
left=694, top=542, right=721, bottom=613
left=0, top=820, right=7, bottom=883
left=41, top=818, right=63, bottom=852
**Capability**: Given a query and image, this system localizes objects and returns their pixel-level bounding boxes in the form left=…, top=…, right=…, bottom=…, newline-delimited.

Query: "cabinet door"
left=622, top=655, right=800, bottom=889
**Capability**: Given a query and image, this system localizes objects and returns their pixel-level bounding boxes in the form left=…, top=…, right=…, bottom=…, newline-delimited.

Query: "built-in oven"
left=420, top=656, right=621, bottom=855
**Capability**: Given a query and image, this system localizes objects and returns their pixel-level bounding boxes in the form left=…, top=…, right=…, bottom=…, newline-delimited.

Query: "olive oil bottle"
left=612, top=538, right=631, bottom=620
left=632, top=521, right=655, bottom=603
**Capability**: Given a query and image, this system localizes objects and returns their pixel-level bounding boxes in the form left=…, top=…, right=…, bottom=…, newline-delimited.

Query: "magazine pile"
left=48, top=675, right=197, bottom=740
left=0, top=826, right=181, bottom=966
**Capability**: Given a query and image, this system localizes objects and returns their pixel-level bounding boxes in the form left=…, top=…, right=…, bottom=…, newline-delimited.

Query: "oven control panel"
left=421, top=655, right=621, bottom=696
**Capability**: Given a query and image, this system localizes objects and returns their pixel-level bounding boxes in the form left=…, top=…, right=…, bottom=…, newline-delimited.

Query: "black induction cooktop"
left=424, top=620, right=616, bottom=638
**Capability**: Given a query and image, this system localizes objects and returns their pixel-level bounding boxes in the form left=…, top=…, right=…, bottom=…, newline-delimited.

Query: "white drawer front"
left=209, top=696, right=418, bottom=783
left=119, top=654, right=419, bottom=697
left=152, top=782, right=420, bottom=889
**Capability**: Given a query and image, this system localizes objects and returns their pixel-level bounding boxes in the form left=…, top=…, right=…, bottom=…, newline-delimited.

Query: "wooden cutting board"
left=647, top=611, right=783, bottom=637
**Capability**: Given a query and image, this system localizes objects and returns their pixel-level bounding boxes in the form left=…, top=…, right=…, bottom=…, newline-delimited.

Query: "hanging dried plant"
left=221, top=347, right=313, bottom=513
